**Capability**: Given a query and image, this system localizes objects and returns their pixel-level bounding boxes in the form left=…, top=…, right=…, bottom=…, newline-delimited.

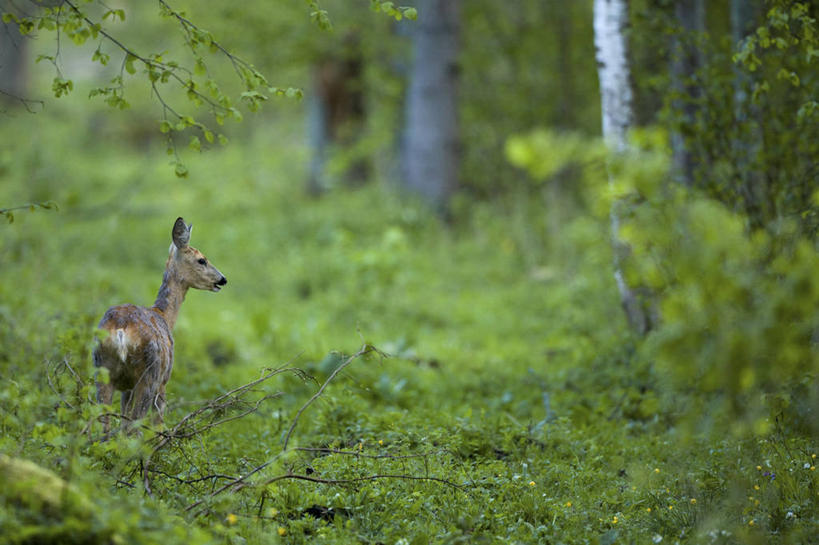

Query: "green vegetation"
left=1, top=100, right=817, bottom=543
left=2, top=1, right=819, bottom=544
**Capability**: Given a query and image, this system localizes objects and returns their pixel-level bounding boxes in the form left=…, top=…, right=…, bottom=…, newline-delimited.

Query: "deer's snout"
left=211, top=275, right=228, bottom=292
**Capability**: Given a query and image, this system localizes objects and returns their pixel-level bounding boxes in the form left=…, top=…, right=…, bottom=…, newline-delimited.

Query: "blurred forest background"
left=1, top=0, right=818, bottom=543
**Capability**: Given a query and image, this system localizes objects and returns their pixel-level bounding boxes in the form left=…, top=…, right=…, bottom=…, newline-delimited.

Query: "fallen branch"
left=282, top=344, right=384, bottom=451
left=141, top=357, right=307, bottom=495
left=186, top=468, right=469, bottom=516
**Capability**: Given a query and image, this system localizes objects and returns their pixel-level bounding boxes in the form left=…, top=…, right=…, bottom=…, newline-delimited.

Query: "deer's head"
left=168, top=217, right=228, bottom=292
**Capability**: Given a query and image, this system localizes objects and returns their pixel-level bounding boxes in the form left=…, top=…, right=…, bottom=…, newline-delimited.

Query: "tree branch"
left=283, top=344, right=385, bottom=450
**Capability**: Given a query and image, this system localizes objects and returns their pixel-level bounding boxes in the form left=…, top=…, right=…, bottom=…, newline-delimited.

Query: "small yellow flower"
left=756, top=465, right=762, bottom=470
left=754, top=484, right=760, bottom=490
left=812, top=454, right=816, bottom=459
left=225, top=513, right=238, bottom=525
left=811, top=466, right=816, bottom=471
left=268, top=508, right=279, bottom=517
left=690, top=498, right=697, bottom=505
left=565, top=501, right=572, bottom=507
left=646, top=507, right=652, bottom=513
left=278, top=527, right=287, bottom=536
left=612, top=516, right=619, bottom=524
left=654, top=468, right=660, bottom=474
left=668, top=505, right=674, bottom=510
left=378, top=439, right=383, bottom=446
left=358, top=442, right=363, bottom=450
left=529, top=481, right=536, bottom=487
left=748, top=519, right=755, bottom=526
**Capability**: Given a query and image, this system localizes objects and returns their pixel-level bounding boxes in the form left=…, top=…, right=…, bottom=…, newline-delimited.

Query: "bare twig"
left=141, top=356, right=305, bottom=495
left=283, top=344, right=384, bottom=450
left=261, top=472, right=468, bottom=492
left=146, top=467, right=238, bottom=486
left=0, top=88, right=45, bottom=113
left=185, top=459, right=273, bottom=513
left=186, top=466, right=469, bottom=516
left=295, top=447, right=433, bottom=461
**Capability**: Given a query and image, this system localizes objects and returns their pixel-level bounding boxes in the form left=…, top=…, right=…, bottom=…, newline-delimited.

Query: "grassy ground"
left=1, top=104, right=817, bottom=544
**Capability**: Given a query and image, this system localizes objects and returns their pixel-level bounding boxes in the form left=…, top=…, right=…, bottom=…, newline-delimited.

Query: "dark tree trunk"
left=0, top=6, right=28, bottom=106
left=731, top=0, right=766, bottom=225
left=402, top=0, right=460, bottom=210
left=554, top=2, right=575, bottom=130
left=307, top=33, right=369, bottom=195
left=670, top=0, right=705, bottom=186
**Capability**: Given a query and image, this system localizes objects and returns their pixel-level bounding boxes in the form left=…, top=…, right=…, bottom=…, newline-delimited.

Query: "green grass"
left=1, top=103, right=817, bottom=544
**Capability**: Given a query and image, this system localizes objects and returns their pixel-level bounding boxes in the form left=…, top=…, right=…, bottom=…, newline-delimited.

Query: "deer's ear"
left=172, top=217, right=191, bottom=249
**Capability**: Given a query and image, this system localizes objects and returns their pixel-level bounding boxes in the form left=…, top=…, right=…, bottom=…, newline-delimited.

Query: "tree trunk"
left=402, top=0, right=460, bottom=210
left=306, top=33, right=369, bottom=195
left=731, top=0, right=766, bottom=226
left=594, top=0, right=652, bottom=335
left=670, top=0, right=704, bottom=186
left=0, top=8, right=28, bottom=105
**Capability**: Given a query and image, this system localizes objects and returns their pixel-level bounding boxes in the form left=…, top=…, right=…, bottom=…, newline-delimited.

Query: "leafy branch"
left=1, top=0, right=303, bottom=177
left=0, top=201, right=58, bottom=224
left=369, top=0, right=418, bottom=22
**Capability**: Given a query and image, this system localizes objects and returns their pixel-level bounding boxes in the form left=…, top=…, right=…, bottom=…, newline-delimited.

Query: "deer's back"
left=94, top=304, right=174, bottom=391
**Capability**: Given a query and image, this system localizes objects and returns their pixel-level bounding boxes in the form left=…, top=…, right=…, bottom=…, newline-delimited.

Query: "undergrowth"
left=1, top=104, right=817, bottom=544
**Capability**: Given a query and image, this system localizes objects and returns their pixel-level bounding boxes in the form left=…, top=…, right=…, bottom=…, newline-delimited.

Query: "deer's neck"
left=152, top=268, right=188, bottom=331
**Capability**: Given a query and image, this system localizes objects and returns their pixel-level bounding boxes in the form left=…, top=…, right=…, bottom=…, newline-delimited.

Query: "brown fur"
left=93, top=217, right=226, bottom=434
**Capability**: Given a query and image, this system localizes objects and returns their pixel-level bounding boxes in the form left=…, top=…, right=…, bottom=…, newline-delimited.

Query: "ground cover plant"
left=1, top=100, right=817, bottom=544
left=2, top=1, right=819, bottom=543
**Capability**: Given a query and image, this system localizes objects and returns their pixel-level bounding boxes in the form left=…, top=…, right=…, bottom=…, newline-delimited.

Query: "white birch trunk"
left=403, top=0, right=460, bottom=210
left=594, top=0, right=650, bottom=334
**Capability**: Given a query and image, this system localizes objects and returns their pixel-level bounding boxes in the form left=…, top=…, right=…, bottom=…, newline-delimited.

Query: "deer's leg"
left=153, top=383, right=167, bottom=428
left=127, top=348, right=164, bottom=432
left=96, top=379, right=114, bottom=436
left=94, top=349, right=115, bottom=437
left=120, top=389, right=134, bottom=432
left=127, top=380, right=157, bottom=431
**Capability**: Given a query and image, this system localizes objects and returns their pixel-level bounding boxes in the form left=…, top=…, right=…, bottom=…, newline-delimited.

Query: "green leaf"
left=194, top=58, right=207, bottom=76
left=285, top=87, right=303, bottom=100
left=174, top=162, right=189, bottom=178
left=189, top=135, right=201, bottom=152
left=102, top=9, right=126, bottom=22
left=124, top=55, right=137, bottom=75
left=51, top=77, right=74, bottom=98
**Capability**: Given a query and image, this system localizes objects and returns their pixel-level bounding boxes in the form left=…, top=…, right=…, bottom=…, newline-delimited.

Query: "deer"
left=93, top=217, right=227, bottom=435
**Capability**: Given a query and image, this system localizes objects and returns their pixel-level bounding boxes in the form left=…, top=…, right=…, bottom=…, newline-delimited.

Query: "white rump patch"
left=114, top=329, right=129, bottom=362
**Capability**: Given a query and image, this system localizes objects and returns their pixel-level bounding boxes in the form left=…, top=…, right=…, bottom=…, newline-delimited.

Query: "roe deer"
left=93, top=217, right=227, bottom=434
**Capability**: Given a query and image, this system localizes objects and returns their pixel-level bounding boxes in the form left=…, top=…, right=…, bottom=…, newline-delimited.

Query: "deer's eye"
left=197, top=258, right=207, bottom=265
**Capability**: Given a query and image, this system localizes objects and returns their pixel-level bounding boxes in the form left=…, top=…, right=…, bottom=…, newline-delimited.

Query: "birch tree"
left=593, top=0, right=652, bottom=334
left=403, top=0, right=460, bottom=210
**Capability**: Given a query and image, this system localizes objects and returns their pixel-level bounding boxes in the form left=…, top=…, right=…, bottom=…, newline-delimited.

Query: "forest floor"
left=1, top=111, right=817, bottom=544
